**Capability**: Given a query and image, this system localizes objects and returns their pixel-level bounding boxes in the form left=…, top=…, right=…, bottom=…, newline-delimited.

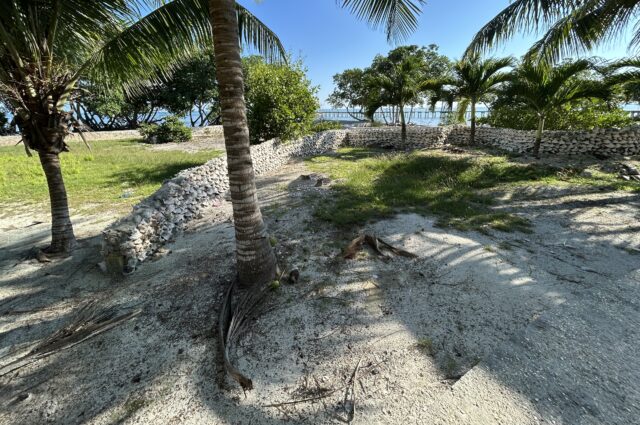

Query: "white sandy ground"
left=1, top=155, right=639, bottom=424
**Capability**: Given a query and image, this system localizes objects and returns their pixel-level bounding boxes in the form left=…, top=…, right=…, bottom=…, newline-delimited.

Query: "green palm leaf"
left=339, top=0, right=426, bottom=42
left=466, top=0, right=640, bottom=64
left=86, top=0, right=285, bottom=92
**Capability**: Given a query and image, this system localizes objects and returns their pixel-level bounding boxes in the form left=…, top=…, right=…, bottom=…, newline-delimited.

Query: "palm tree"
left=500, top=59, right=611, bottom=157
left=0, top=0, right=282, bottom=256
left=209, top=0, right=426, bottom=286
left=424, top=54, right=514, bottom=144
left=466, top=0, right=640, bottom=63
left=364, top=45, right=430, bottom=142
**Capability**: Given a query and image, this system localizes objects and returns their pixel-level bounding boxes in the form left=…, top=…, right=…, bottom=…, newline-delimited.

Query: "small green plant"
left=311, top=120, right=343, bottom=133
left=140, top=116, right=192, bottom=144
left=269, top=236, right=278, bottom=247
left=416, top=338, right=434, bottom=355
left=443, top=354, right=458, bottom=378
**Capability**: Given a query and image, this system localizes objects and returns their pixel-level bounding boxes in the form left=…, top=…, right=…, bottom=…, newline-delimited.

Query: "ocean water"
left=3, top=104, right=640, bottom=131
left=317, top=104, right=640, bottom=127
left=318, top=107, right=490, bottom=126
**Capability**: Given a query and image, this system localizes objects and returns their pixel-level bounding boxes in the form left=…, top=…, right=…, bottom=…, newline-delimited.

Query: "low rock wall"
left=101, top=130, right=347, bottom=273
left=344, top=125, right=640, bottom=155
left=101, top=124, right=640, bottom=273
left=475, top=127, right=640, bottom=155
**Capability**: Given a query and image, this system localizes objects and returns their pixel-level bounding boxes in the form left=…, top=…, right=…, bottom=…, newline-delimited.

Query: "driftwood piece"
left=343, top=234, right=418, bottom=260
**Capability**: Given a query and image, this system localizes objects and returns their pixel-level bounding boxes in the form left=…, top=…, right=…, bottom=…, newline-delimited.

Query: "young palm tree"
left=501, top=59, right=611, bottom=157
left=0, top=0, right=282, bottom=256
left=208, top=0, right=426, bottom=286
left=365, top=46, right=427, bottom=142
left=424, top=54, right=514, bottom=144
left=466, top=0, right=640, bottom=63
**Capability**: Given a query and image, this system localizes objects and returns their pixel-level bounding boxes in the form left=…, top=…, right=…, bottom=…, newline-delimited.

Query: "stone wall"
left=344, top=125, right=640, bottom=155
left=475, top=127, right=640, bottom=155
left=100, top=124, right=640, bottom=273
left=0, top=125, right=224, bottom=146
left=101, top=130, right=347, bottom=273
left=345, top=126, right=451, bottom=149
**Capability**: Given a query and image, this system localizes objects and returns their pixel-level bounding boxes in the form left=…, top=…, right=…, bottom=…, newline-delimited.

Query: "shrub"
left=0, top=108, right=15, bottom=135
left=244, top=56, right=319, bottom=144
left=439, top=111, right=465, bottom=126
left=480, top=98, right=633, bottom=131
left=139, top=116, right=192, bottom=144
left=311, top=120, right=343, bottom=133
left=0, top=110, right=9, bottom=135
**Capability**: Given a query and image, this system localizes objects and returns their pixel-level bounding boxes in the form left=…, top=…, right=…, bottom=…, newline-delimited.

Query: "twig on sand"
left=262, top=387, right=342, bottom=408
left=310, top=326, right=341, bottom=341
left=370, top=329, right=407, bottom=345
left=343, top=357, right=363, bottom=423
left=264, top=357, right=382, bottom=411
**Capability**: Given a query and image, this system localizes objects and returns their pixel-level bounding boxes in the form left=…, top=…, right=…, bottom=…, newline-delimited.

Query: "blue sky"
left=240, top=0, right=634, bottom=107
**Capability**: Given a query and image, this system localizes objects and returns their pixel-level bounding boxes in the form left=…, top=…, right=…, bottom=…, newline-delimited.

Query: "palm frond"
left=467, top=0, right=640, bottom=64
left=603, top=57, right=640, bottom=89
left=237, top=5, right=286, bottom=63
left=525, top=0, right=635, bottom=64
left=465, top=0, right=570, bottom=57
left=84, top=0, right=285, bottom=93
left=456, top=98, right=470, bottom=122
left=338, top=0, right=425, bottom=42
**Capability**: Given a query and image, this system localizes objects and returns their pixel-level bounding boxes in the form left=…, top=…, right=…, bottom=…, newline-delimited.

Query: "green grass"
left=306, top=148, right=640, bottom=233
left=0, top=139, right=222, bottom=214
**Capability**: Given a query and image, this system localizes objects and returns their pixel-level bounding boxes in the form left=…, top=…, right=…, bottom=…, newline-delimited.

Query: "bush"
left=480, top=98, right=633, bottom=131
left=439, top=111, right=465, bottom=126
left=311, top=120, right=343, bottom=133
left=0, top=110, right=9, bottom=135
left=0, top=108, right=15, bottom=135
left=244, top=56, right=319, bottom=144
left=139, top=116, right=192, bottom=144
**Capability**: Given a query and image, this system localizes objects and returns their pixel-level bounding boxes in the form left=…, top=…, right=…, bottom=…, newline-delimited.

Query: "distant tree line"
left=329, top=44, right=640, bottom=156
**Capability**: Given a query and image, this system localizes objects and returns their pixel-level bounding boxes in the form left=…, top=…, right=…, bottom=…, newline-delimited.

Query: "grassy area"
left=0, top=139, right=222, bottom=214
left=306, top=148, right=639, bottom=232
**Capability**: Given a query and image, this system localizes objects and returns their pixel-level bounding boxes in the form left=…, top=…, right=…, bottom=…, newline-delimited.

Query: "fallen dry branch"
left=262, top=387, right=342, bottom=408
left=0, top=300, right=141, bottom=377
left=343, top=234, right=417, bottom=260
left=218, top=280, right=271, bottom=393
left=263, top=357, right=385, bottom=411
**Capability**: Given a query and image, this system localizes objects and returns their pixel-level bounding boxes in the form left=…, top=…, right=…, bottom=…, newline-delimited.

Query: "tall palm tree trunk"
left=470, top=101, right=477, bottom=145
left=534, top=115, right=545, bottom=158
left=209, top=0, right=277, bottom=287
left=38, top=151, right=76, bottom=253
left=399, top=103, right=407, bottom=143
